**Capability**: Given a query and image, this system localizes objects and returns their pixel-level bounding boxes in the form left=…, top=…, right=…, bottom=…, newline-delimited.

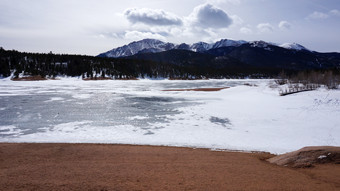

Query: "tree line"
left=2, top=47, right=337, bottom=80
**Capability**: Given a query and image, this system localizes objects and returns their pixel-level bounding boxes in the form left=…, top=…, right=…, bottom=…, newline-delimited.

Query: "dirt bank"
left=11, top=76, right=48, bottom=81
left=268, top=146, right=340, bottom=167
left=0, top=143, right=339, bottom=190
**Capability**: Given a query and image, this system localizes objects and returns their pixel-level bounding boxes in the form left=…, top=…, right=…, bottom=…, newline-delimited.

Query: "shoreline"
left=1, top=143, right=339, bottom=190
left=4, top=76, right=269, bottom=81
left=0, top=141, right=271, bottom=154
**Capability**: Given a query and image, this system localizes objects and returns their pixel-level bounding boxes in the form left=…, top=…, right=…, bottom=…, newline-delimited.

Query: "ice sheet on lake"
left=0, top=125, right=24, bottom=136
left=0, top=78, right=339, bottom=154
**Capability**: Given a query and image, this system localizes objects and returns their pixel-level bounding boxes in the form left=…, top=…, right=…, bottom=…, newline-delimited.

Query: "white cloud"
left=307, top=11, right=329, bottom=19
left=96, top=32, right=121, bottom=39
left=240, top=27, right=252, bottom=34
left=231, top=15, right=243, bottom=25
left=257, top=23, right=274, bottom=33
left=330, top=9, right=340, bottom=16
left=124, top=31, right=166, bottom=41
left=120, top=3, right=241, bottom=43
left=207, top=0, right=241, bottom=5
left=278, top=21, right=291, bottom=30
left=124, top=8, right=183, bottom=26
left=306, top=10, right=340, bottom=20
left=188, top=3, right=233, bottom=29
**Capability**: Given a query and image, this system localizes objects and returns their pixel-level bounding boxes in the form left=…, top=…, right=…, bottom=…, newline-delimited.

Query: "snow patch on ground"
left=128, top=116, right=150, bottom=120
left=45, top=97, right=65, bottom=102
left=318, top=155, right=327, bottom=159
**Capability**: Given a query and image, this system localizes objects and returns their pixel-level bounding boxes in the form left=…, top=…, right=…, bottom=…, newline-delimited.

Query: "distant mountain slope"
left=279, top=43, right=309, bottom=51
left=97, top=38, right=340, bottom=71
left=126, top=49, right=215, bottom=67
left=98, top=38, right=250, bottom=58
left=212, top=39, right=247, bottom=49
left=121, top=40, right=340, bottom=71
left=226, top=42, right=319, bottom=70
left=98, top=39, right=176, bottom=58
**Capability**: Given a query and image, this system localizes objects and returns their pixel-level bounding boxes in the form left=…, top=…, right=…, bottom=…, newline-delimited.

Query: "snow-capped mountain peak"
left=212, top=39, right=247, bottom=49
left=99, top=39, right=175, bottom=58
left=190, top=42, right=213, bottom=52
left=279, top=43, right=309, bottom=51
left=249, top=41, right=276, bottom=48
left=98, top=38, right=312, bottom=58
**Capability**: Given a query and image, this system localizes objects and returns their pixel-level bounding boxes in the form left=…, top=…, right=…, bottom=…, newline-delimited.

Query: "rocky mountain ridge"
left=97, top=38, right=299, bottom=58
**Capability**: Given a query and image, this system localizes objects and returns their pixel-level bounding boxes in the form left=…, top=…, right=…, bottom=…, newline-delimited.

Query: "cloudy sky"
left=1, top=0, right=339, bottom=55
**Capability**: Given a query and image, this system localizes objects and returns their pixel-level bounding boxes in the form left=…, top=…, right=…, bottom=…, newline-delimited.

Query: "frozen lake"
left=0, top=79, right=244, bottom=136
left=1, top=78, right=339, bottom=154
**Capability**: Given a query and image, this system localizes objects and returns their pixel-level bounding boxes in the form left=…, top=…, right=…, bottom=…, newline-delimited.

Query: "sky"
left=0, top=0, right=339, bottom=55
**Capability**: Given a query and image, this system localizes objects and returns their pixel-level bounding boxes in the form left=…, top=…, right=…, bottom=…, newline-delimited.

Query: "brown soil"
left=83, top=77, right=112, bottom=80
left=1, top=143, right=339, bottom=191
left=163, top=87, right=229, bottom=92
left=267, top=146, right=340, bottom=168
left=11, top=75, right=48, bottom=81
left=169, top=77, right=208, bottom=80
left=114, top=77, right=139, bottom=80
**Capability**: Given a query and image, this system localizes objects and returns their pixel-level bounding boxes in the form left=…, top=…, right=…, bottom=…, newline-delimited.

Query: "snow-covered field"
left=0, top=78, right=339, bottom=154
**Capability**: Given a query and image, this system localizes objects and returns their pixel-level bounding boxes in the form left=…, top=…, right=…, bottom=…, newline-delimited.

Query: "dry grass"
left=114, top=77, right=139, bottom=80
left=11, top=75, right=47, bottom=81
left=83, top=77, right=112, bottom=80
left=162, top=87, right=229, bottom=92
left=168, top=77, right=208, bottom=80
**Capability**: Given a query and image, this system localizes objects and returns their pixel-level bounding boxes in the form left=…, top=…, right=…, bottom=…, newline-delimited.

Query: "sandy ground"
left=0, top=143, right=339, bottom=191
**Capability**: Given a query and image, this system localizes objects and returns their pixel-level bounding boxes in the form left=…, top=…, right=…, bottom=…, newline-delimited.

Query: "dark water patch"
left=210, top=116, right=232, bottom=128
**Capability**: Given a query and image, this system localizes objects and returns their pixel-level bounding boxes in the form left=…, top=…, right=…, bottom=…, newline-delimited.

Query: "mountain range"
left=98, top=39, right=340, bottom=72
left=98, top=38, right=296, bottom=58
